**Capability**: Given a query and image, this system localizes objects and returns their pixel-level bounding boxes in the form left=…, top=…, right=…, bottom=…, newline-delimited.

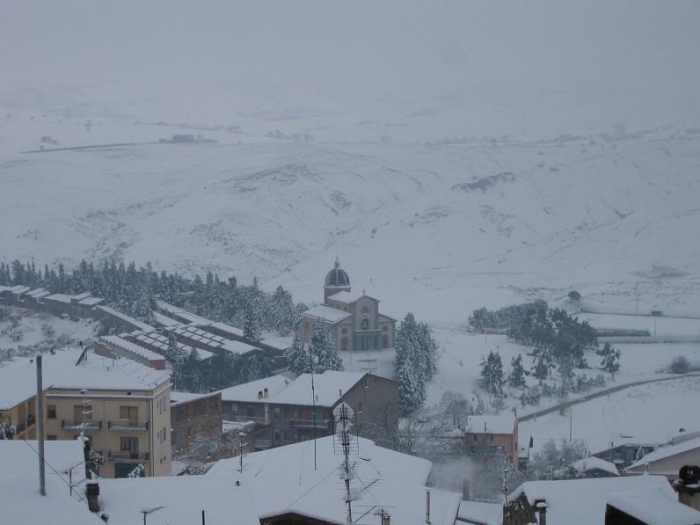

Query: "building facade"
left=0, top=348, right=171, bottom=479
left=299, top=260, right=396, bottom=352
left=219, top=371, right=399, bottom=450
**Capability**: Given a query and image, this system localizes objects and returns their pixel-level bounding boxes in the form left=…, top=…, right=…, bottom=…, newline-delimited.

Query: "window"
left=74, top=405, right=93, bottom=422
left=361, top=306, right=369, bottom=316
left=341, top=327, right=348, bottom=335
left=120, top=406, right=138, bottom=422
left=274, top=407, right=281, bottom=420
left=489, top=434, right=494, bottom=442
left=47, top=405, right=56, bottom=419
left=47, top=435, right=57, bottom=441
left=341, top=338, right=348, bottom=351
left=120, top=437, right=139, bottom=454
left=361, top=318, right=369, bottom=330
left=246, top=405, right=254, bottom=417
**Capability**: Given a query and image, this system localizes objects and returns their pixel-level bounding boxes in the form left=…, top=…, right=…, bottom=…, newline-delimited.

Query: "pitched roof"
left=98, top=476, right=260, bottom=525
left=509, top=475, right=678, bottom=525
left=571, top=456, right=620, bottom=476
left=465, top=415, right=516, bottom=435
left=0, top=348, right=170, bottom=409
left=627, top=435, right=700, bottom=472
left=206, top=436, right=460, bottom=525
left=327, top=290, right=377, bottom=304
left=0, top=439, right=101, bottom=525
left=270, top=371, right=366, bottom=407
left=301, top=304, right=352, bottom=323
left=218, top=375, right=291, bottom=403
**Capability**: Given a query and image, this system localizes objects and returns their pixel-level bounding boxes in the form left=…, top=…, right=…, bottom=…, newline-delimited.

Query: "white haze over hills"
left=1, top=0, right=700, bottom=322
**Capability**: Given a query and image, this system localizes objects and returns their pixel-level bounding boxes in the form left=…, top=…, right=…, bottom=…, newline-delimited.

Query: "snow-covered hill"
left=1, top=128, right=699, bottom=322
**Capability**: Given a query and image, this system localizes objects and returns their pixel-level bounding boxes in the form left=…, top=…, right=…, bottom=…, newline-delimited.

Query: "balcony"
left=107, top=451, right=150, bottom=462
left=289, top=418, right=330, bottom=430
left=108, top=421, right=149, bottom=432
left=61, top=420, right=103, bottom=432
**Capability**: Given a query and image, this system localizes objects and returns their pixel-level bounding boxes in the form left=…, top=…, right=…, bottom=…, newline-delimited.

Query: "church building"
left=299, top=259, right=396, bottom=351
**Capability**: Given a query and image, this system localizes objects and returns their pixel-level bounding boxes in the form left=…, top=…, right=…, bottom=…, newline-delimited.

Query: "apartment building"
left=0, top=347, right=171, bottom=478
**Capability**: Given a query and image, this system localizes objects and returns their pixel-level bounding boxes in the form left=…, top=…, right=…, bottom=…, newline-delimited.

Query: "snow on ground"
left=0, top=306, right=98, bottom=357
left=520, top=376, right=700, bottom=454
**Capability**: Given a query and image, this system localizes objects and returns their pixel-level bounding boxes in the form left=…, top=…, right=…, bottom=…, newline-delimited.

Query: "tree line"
left=0, top=259, right=304, bottom=339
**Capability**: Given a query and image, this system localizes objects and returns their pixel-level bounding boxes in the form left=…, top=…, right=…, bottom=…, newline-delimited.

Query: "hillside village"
left=3, top=2, right=700, bottom=523
left=1, top=259, right=700, bottom=524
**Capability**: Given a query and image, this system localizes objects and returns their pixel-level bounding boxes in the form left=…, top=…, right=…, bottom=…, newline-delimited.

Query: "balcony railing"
left=108, top=421, right=149, bottom=432
left=61, top=420, right=103, bottom=432
left=107, top=451, right=150, bottom=462
left=289, top=418, right=330, bottom=429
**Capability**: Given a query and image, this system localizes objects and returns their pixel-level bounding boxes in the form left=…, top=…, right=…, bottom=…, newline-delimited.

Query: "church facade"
left=299, top=260, right=396, bottom=352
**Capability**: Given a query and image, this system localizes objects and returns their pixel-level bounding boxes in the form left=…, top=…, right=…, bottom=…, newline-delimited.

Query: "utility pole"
left=36, top=354, right=46, bottom=496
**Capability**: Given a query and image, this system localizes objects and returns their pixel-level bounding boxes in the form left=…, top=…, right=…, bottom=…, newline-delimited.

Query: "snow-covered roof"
left=571, top=456, right=620, bottom=476
left=327, top=290, right=377, bottom=304
left=218, top=375, right=291, bottom=403
left=170, top=325, right=259, bottom=355
left=259, top=335, right=293, bottom=351
left=627, top=435, right=700, bottom=472
left=302, top=304, right=352, bottom=323
left=78, top=296, right=104, bottom=306
left=458, top=500, right=503, bottom=525
left=155, top=300, right=213, bottom=326
left=152, top=310, right=182, bottom=327
left=607, top=482, right=700, bottom=525
left=465, top=415, right=516, bottom=435
left=170, top=391, right=220, bottom=407
left=0, top=348, right=170, bottom=409
left=98, top=475, right=260, bottom=525
left=8, top=285, right=31, bottom=295
left=206, top=436, right=460, bottom=525
left=100, top=335, right=164, bottom=362
left=508, top=475, right=676, bottom=525
left=45, top=293, right=72, bottom=303
left=272, top=371, right=367, bottom=407
left=25, top=287, right=50, bottom=298
left=198, top=320, right=244, bottom=338
left=0, top=439, right=101, bottom=525
left=96, top=305, right=154, bottom=332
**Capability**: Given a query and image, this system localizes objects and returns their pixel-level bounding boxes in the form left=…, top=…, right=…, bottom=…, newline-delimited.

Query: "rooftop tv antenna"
left=334, top=402, right=356, bottom=524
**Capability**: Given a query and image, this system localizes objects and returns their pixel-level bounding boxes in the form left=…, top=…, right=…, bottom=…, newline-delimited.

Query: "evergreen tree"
left=532, top=355, right=550, bottom=381
left=309, top=319, right=343, bottom=373
left=508, top=354, right=527, bottom=388
left=286, top=336, right=310, bottom=376
left=479, top=350, right=505, bottom=397
left=394, top=312, right=429, bottom=414
left=240, top=353, right=274, bottom=382
left=243, top=306, right=262, bottom=342
left=596, top=342, right=621, bottom=376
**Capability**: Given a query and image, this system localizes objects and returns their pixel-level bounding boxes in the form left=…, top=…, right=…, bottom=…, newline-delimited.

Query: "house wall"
left=626, top=448, right=700, bottom=479
left=44, top=382, right=171, bottom=478
left=465, top=428, right=519, bottom=468
left=0, top=395, right=38, bottom=440
left=171, top=393, right=223, bottom=453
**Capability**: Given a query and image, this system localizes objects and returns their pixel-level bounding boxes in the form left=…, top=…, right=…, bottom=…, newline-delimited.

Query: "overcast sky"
left=2, top=1, right=699, bottom=140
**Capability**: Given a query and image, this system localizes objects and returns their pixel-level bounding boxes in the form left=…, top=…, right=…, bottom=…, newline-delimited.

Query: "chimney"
left=462, top=479, right=470, bottom=501
left=264, top=388, right=269, bottom=398
left=425, top=490, right=431, bottom=524
left=86, top=482, right=100, bottom=513
left=676, top=465, right=700, bottom=512
left=535, top=500, right=547, bottom=525
left=257, top=391, right=263, bottom=400
left=380, top=509, right=391, bottom=525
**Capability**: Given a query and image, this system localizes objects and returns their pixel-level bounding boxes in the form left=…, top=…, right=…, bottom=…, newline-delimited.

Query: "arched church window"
left=341, top=327, right=348, bottom=335
left=362, top=318, right=369, bottom=330
left=361, top=306, right=369, bottom=317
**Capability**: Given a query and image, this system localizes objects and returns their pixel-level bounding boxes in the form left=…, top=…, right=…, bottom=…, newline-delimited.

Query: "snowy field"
left=520, top=376, right=700, bottom=454
left=0, top=307, right=97, bottom=360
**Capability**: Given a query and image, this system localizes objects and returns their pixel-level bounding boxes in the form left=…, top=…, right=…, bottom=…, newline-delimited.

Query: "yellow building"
left=0, top=347, right=171, bottom=478
left=299, top=259, right=396, bottom=352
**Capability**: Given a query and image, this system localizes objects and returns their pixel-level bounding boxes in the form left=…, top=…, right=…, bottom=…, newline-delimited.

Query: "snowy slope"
left=2, top=130, right=699, bottom=322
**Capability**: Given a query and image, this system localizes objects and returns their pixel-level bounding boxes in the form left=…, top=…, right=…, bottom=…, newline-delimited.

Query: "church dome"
left=325, top=259, right=350, bottom=287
